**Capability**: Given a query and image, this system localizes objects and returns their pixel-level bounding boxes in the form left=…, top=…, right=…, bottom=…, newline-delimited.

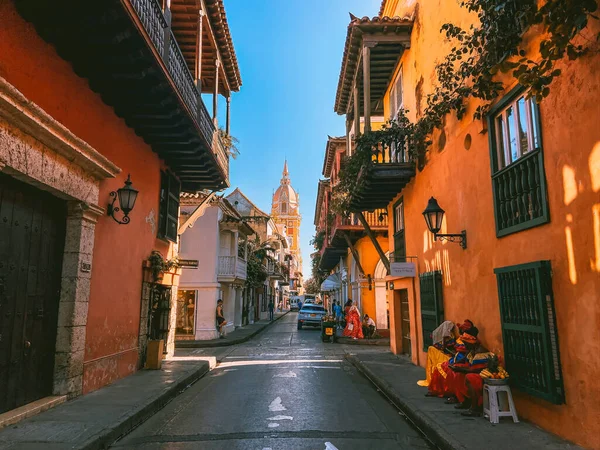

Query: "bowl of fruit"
left=480, top=355, right=509, bottom=385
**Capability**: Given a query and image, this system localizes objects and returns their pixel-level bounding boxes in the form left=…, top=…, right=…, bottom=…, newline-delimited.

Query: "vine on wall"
left=331, top=0, right=598, bottom=214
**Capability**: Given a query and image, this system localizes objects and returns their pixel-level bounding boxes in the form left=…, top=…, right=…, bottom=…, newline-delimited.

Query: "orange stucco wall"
left=0, top=1, right=171, bottom=393
left=380, top=1, right=600, bottom=447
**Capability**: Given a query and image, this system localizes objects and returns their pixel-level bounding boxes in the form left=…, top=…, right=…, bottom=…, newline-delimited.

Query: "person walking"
left=216, top=299, right=227, bottom=338
left=333, top=301, right=343, bottom=329
left=268, top=299, right=275, bottom=321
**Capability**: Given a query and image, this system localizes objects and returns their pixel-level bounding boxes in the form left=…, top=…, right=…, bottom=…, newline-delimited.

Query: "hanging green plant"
left=147, top=251, right=179, bottom=282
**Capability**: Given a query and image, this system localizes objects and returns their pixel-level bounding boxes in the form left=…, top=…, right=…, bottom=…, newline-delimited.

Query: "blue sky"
left=221, top=0, right=382, bottom=277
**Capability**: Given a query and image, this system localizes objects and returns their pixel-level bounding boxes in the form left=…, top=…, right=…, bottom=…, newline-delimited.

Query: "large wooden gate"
left=0, top=174, right=66, bottom=413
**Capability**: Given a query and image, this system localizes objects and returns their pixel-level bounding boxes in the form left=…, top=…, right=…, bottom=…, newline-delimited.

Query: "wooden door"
left=0, top=174, right=66, bottom=413
left=399, top=289, right=411, bottom=355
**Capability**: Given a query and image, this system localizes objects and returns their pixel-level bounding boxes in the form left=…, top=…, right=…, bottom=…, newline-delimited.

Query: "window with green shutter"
left=494, top=261, right=565, bottom=404
left=419, top=271, right=444, bottom=351
left=487, top=85, right=550, bottom=237
left=158, top=171, right=180, bottom=243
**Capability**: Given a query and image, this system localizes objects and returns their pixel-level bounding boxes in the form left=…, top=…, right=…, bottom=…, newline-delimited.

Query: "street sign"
left=178, top=259, right=199, bottom=268
left=390, top=262, right=416, bottom=278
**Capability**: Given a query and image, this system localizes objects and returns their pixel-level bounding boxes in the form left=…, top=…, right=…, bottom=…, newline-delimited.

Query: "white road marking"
left=267, top=415, right=293, bottom=421
left=267, top=423, right=279, bottom=428
left=268, top=397, right=286, bottom=412
left=273, top=371, right=297, bottom=378
left=296, top=366, right=341, bottom=369
left=325, top=442, right=339, bottom=450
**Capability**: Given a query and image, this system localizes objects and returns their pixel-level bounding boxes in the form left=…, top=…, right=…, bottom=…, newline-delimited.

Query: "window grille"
left=487, top=85, right=549, bottom=237
left=494, top=261, right=564, bottom=404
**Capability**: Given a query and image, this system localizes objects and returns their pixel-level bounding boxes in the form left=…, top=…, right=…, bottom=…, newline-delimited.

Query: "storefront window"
left=176, top=290, right=196, bottom=336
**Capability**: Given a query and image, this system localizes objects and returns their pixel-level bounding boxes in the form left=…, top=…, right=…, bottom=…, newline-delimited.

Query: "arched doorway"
left=374, top=253, right=389, bottom=330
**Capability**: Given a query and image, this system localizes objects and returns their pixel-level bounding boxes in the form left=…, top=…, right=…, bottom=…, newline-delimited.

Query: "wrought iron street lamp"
left=422, top=197, right=467, bottom=249
left=107, top=174, right=139, bottom=225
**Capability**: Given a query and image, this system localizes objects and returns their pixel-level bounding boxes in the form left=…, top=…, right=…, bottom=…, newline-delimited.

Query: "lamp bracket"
left=434, top=230, right=467, bottom=249
left=107, top=191, right=131, bottom=225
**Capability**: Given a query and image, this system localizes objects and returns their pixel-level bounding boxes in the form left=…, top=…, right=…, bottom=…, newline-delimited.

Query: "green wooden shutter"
left=494, top=261, right=565, bottom=404
left=165, top=172, right=180, bottom=242
left=158, top=171, right=180, bottom=243
left=419, top=271, right=444, bottom=351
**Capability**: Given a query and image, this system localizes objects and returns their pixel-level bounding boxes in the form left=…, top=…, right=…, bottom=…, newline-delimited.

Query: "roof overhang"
left=171, top=0, right=241, bottom=94
left=314, top=179, right=330, bottom=227
left=322, top=136, right=346, bottom=178
left=334, top=16, right=413, bottom=116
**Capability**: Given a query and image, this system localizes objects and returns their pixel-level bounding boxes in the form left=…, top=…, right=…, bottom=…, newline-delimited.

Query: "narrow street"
left=112, top=313, right=433, bottom=449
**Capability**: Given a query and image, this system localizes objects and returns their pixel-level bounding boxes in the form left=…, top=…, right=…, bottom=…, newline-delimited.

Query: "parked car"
left=290, top=297, right=300, bottom=311
left=297, top=304, right=326, bottom=330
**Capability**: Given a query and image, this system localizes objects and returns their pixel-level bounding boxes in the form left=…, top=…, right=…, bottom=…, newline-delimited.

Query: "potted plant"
left=147, top=251, right=179, bottom=282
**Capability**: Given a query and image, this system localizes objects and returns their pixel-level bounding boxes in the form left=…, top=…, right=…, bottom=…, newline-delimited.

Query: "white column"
left=195, top=10, right=205, bottom=89
left=362, top=44, right=372, bottom=133
left=234, top=286, right=243, bottom=327
left=353, top=84, right=360, bottom=137
left=193, top=284, right=221, bottom=340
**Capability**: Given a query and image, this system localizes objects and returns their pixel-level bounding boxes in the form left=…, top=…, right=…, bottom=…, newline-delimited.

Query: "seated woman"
left=417, top=320, right=459, bottom=387
left=343, top=305, right=364, bottom=340
left=449, top=334, right=494, bottom=416
left=426, top=323, right=479, bottom=399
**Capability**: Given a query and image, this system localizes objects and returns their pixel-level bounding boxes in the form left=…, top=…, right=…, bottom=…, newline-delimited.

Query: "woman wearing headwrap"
left=417, top=321, right=459, bottom=387
left=342, top=305, right=364, bottom=339
left=449, top=333, right=494, bottom=415
left=425, top=326, right=479, bottom=398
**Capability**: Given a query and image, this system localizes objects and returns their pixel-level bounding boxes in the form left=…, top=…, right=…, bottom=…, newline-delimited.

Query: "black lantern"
left=107, top=174, right=139, bottom=225
left=422, top=197, right=445, bottom=234
left=422, top=197, right=467, bottom=249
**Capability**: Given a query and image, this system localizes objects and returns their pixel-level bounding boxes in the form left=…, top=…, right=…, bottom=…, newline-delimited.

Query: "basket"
left=483, top=377, right=509, bottom=386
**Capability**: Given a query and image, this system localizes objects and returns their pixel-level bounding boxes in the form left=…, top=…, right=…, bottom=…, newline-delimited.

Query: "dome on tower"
left=272, top=160, right=299, bottom=213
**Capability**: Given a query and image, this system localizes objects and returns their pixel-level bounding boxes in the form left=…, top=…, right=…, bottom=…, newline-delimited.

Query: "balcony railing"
left=327, top=209, right=388, bottom=245
left=492, top=150, right=548, bottom=237
left=218, top=256, right=247, bottom=280
left=349, top=132, right=416, bottom=211
left=130, top=0, right=229, bottom=181
left=370, top=134, right=412, bottom=165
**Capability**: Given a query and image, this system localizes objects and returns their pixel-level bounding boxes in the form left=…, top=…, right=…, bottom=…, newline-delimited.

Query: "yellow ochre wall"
left=352, top=236, right=388, bottom=322
left=381, top=0, right=600, bottom=447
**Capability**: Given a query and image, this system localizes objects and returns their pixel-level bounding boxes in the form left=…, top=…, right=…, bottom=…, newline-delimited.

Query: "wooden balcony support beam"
left=356, top=211, right=390, bottom=274
left=342, top=231, right=365, bottom=276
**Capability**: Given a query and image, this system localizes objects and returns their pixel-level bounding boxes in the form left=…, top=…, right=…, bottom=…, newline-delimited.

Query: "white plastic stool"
left=483, top=384, right=519, bottom=424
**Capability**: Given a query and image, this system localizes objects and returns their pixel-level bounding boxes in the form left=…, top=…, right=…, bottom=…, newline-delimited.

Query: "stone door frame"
left=0, top=76, right=120, bottom=399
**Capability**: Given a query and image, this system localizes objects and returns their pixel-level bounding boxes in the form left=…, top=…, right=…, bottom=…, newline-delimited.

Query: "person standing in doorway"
left=216, top=299, right=227, bottom=338
left=268, top=299, right=275, bottom=321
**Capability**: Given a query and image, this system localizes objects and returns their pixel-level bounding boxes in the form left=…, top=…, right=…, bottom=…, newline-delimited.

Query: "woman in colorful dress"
left=343, top=305, right=364, bottom=339
left=426, top=322, right=477, bottom=399
left=418, top=320, right=459, bottom=387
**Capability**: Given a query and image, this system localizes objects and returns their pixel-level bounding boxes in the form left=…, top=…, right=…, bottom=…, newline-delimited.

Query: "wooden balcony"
left=349, top=135, right=416, bottom=212
left=16, top=0, right=229, bottom=190
left=217, top=256, right=246, bottom=282
left=266, top=260, right=286, bottom=281
left=330, top=209, right=388, bottom=246
left=319, top=209, right=388, bottom=272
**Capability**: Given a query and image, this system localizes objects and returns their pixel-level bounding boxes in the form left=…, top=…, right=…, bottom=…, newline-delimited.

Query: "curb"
left=336, top=338, right=391, bottom=346
left=82, top=361, right=210, bottom=450
left=345, top=354, right=467, bottom=450
left=176, top=311, right=289, bottom=348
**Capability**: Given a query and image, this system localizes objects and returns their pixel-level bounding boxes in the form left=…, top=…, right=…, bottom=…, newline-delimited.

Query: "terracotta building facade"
left=0, top=0, right=240, bottom=414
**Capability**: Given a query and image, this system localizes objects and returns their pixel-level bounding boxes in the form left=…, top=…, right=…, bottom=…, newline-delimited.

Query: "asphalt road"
left=112, top=312, right=433, bottom=449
